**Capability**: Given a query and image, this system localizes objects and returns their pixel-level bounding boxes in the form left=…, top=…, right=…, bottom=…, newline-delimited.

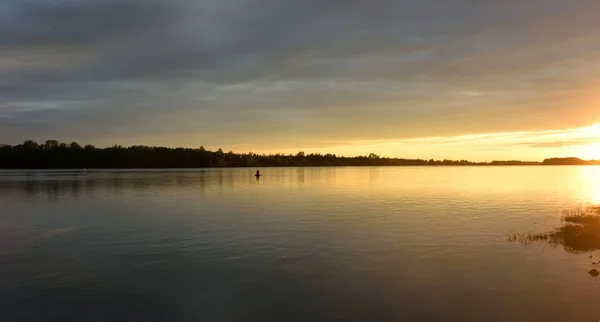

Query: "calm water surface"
left=1, top=167, right=600, bottom=321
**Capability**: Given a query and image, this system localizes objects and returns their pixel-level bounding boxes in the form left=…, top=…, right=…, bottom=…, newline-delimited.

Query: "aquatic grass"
left=562, top=206, right=600, bottom=224
left=509, top=206, right=600, bottom=253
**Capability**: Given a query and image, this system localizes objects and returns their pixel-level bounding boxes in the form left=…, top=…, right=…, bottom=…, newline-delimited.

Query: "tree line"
left=541, top=157, right=600, bottom=165
left=0, top=140, right=590, bottom=169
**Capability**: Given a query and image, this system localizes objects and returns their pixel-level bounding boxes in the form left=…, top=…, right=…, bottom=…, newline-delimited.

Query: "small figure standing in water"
left=255, top=169, right=260, bottom=177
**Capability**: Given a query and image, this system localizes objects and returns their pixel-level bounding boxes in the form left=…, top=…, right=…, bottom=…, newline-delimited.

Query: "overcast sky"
left=1, top=0, right=600, bottom=160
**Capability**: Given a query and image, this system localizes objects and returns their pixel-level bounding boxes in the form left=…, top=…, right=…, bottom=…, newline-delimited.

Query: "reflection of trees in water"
left=0, top=170, right=258, bottom=200
left=297, top=168, right=305, bottom=185
left=21, top=178, right=82, bottom=201
left=509, top=207, right=600, bottom=254
left=0, top=168, right=344, bottom=201
left=306, top=167, right=336, bottom=183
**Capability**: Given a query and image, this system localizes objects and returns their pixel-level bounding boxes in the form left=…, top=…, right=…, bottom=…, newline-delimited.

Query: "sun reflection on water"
left=580, top=166, right=600, bottom=205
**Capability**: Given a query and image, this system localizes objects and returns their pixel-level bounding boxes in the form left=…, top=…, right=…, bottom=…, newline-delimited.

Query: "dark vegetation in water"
left=509, top=206, right=600, bottom=254
left=1, top=140, right=597, bottom=169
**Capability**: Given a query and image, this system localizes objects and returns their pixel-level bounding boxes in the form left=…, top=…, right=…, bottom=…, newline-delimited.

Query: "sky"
left=1, top=0, right=600, bottom=161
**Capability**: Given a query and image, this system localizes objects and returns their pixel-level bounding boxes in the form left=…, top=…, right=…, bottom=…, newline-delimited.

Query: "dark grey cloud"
left=0, top=0, right=179, bottom=49
left=1, top=0, right=600, bottom=148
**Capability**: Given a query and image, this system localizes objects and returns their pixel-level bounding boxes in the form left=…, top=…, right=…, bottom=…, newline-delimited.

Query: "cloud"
left=1, top=0, right=179, bottom=47
left=1, top=0, right=600, bottom=150
left=286, top=125, right=599, bottom=161
left=403, top=126, right=600, bottom=148
left=524, top=139, right=598, bottom=148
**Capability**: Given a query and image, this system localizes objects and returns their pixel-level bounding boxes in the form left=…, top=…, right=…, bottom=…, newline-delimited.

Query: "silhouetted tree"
left=22, top=140, right=39, bottom=149
left=44, top=140, right=59, bottom=149
left=69, top=142, right=82, bottom=149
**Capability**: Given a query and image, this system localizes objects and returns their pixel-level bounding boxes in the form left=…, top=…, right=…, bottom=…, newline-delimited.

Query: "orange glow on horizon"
left=574, top=124, right=600, bottom=160
left=279, top=123, right=600, bottom=162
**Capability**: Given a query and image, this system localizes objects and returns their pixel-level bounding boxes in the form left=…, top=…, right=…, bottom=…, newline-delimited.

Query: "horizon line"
left=2, top=140, right=599, bottom=163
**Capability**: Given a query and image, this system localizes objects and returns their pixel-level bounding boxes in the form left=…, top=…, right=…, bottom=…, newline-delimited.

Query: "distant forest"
left=0, top=140, right=597, bottom=169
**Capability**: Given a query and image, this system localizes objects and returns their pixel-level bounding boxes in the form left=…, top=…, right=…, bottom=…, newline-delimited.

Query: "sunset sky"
left=1, top=0, right=600, bottom=161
